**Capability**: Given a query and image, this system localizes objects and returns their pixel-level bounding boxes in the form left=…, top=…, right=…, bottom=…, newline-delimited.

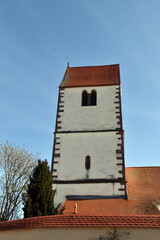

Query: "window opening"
left=85, top=155, right=91, bottom=170
left=90, top=90, right=97, bottom=106
left=82, top=90, right=88, bottom=106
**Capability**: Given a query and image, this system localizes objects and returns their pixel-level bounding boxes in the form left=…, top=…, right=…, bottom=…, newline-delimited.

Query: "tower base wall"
left=53, top=182, right=126, bottom=206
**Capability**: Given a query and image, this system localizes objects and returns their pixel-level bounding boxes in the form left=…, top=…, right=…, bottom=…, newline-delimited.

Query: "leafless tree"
left=90, top=228, right=129, bottom=240
left=0, top=142, right=39, bottom=221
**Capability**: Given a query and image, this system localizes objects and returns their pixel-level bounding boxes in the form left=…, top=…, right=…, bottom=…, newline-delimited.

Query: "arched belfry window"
left=82, top=90, right=88, bottom=106
left=85, top=155, right=91, bottom=170
left=90, top=90, right=97, bottom=106
left=81, top=89, right=97, bottom=106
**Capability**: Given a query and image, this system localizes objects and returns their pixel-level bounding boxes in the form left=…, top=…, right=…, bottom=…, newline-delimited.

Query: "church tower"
left=52, top=64, right=126, bottom=205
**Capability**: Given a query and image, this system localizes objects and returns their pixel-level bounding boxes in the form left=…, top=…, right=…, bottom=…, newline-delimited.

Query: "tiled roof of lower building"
left=126, top=167, right=160, bottom=201
left=1, top=215, right=160, bottom=230
left=63, top=199, right=159, bottom=216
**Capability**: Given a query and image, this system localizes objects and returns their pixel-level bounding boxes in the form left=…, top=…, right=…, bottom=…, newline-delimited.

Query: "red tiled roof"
left=1, top=215, right=160, bottom=230
left=126, top=167, right=160, bottom=201
left=63, top=199, right=159, bottom=216
left=60, top=64, right=120, bottom=88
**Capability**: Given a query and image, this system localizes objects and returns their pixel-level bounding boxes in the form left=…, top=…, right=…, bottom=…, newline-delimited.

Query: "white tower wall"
left=57, top=86, right=121, bottom=132
left=52, top=65, right=126, bottom=206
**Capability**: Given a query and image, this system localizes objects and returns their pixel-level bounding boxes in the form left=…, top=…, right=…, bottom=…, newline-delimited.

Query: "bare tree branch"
left=0, top=142, right=39, bottom=221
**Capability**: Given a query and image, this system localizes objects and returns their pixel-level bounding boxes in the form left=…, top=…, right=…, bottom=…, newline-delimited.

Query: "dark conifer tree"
left=23, top=160, right=56, bottom=218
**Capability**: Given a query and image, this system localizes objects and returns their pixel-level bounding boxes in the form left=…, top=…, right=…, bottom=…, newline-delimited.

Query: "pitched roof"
left=63, top=199, right=159, bottom=216
left=126, top=167, right=160, bottom=201
left=1, top=215, right=160, bottom=230
left=59, top=64, right=120, bottom=88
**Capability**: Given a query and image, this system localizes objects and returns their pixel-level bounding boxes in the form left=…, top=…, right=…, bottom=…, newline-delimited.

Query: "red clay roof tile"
left=126, top=167, right=160, bottom=201
left=1, top=215, right=160, bottom=230
left=63, top=199, right=159, bottom=216
left=60, top=64, right=120, bottom=88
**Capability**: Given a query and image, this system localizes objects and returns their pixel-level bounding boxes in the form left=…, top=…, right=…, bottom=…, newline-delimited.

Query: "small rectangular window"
left=85, top=155, right=91, bottom=170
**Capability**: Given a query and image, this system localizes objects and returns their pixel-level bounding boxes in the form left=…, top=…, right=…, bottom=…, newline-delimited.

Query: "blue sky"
left=0, top=0, right=160, bottom=167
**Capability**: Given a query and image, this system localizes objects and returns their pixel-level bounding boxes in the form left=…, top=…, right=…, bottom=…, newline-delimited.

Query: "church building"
left=51, top=64, right=126, bottom=205
left=1, top=64, right=160, bottom=239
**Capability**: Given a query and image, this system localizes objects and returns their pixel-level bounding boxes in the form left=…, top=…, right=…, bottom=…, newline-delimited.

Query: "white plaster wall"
left=61, top=85, right=120, bottom=131
left=57, top=132, right=121, bottom=180
left=53, top=182, right=125, bottom=205
left=1, top=227, right=160, bottom=240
